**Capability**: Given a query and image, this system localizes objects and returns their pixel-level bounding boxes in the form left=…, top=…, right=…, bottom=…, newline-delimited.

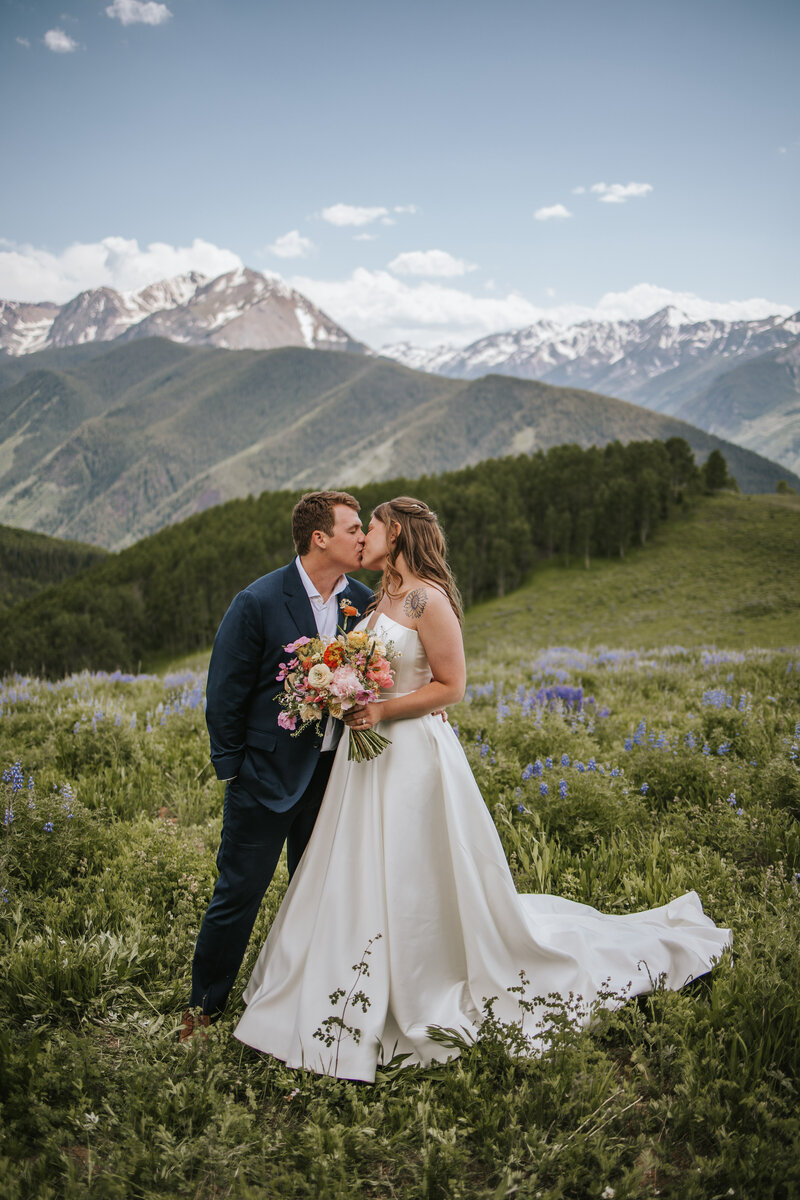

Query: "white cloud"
left=394, top=205, right=418, bottom=214
left=534, top=204, right=572, bottom=221
left=590, top=181, right=653, bottom=204
left=105, top=0, right=172, bottom=26
left=0, top=236, right=242, bottom=303
left=3, top=235, right=792, bottom=352
left=571, top=186, right=585, bottom=195
left=290, top=268, right=546, bottom=348
left=353, top=233, right=378, bottom=242
left=778, top=146, right=787, bottom=154
left=16, top=36, right=30, bottom=48
left=575, top=282, right=791, bottom=324
left=44, top=28, right=78, bottom=52
left=265, top=230, right=314, bottom=259
left=289, top=269, right=794, bottom=349
left=545, top=287, right=556, bottom=298
left=388, top=249, right=476, bottom=278
left=321, top=204, right=389, bottom=227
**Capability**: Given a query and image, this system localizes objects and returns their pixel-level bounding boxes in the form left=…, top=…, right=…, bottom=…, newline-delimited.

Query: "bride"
left=234, top=496, right=731, bottom=1081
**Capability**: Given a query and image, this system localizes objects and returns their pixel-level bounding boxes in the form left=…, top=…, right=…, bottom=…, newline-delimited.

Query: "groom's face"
left=323, top=504, right=366, bottom=572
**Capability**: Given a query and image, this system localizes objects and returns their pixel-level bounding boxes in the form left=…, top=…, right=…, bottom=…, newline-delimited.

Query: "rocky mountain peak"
left=0, top=269, right=365, bottom=358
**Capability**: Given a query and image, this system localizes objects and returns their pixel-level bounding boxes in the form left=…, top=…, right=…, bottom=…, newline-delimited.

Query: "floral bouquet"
left=276, top=627, right=397, bottom=762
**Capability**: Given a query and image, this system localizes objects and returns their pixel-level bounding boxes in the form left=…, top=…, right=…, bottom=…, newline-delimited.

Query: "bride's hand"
left=344, top=702, right=381, bottom=730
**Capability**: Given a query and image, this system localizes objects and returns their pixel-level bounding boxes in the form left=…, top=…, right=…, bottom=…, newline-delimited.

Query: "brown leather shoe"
left=180, top=1009, right=211, bottom=1043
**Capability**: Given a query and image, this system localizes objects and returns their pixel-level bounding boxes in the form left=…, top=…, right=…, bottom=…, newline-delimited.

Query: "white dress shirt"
left=295, top=556, right=349, bottom=751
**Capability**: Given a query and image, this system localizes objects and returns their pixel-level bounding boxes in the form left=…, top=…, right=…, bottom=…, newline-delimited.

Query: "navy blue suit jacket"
left=205, top=562, right=373, bottom=812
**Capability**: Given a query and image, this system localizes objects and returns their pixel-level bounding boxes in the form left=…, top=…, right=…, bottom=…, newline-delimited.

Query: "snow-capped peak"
left=0, top=268, right=364, bottom=358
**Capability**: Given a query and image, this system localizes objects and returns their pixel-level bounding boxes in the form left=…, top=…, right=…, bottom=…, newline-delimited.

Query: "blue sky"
left=1, top=0, right=798, bottom=346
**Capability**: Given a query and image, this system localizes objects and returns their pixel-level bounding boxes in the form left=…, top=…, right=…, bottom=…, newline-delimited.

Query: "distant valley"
left=0, top=336, right=797, bottom=550
left=2, top=272, right=799, bottom=548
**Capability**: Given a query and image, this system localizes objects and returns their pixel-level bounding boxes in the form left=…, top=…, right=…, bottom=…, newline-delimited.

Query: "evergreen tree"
left=703, top=449, right=730, bottom=491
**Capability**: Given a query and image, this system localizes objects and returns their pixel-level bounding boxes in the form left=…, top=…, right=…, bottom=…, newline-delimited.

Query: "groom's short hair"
left=292, top=491, right=361, bottom=555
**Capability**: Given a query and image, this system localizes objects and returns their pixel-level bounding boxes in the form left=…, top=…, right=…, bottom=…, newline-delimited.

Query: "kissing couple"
left=183, top=490, right=730, bottom=1082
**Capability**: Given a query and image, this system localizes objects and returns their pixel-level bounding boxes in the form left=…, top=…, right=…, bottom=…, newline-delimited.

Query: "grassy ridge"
left=465, top=493, right=800, bottom=656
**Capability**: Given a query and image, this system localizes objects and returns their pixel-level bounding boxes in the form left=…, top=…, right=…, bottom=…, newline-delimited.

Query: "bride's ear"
left=389, top=520, right=401, bottom=545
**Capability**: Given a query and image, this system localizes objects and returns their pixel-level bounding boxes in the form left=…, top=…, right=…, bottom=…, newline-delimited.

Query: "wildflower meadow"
left=1, top=495, right=800, bottom=1198
left=1, top=635, right=799, bottom=1198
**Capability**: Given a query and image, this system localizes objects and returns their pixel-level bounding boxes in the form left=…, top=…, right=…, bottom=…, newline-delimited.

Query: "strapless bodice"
left=359, top=613, right=432, bottom=696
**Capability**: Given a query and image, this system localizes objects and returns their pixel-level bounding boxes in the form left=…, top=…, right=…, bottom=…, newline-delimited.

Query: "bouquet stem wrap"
left=347, top=726, right=392, bottom=763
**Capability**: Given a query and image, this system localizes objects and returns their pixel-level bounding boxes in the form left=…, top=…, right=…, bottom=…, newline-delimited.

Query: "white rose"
left=307, top=663, right=333, bottom=688
left=372, top=639, right=387, bottom=657
left=300, top=703, right=320, bottom=722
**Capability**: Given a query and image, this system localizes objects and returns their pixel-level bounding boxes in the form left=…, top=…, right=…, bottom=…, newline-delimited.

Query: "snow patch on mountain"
left=0, top=269, right=363, bottom=358
left=381, top=308, right=800, bottom=417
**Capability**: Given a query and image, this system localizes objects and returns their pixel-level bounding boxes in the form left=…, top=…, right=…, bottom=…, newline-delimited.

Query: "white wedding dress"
left=235, top=615, right=731, bottom=1081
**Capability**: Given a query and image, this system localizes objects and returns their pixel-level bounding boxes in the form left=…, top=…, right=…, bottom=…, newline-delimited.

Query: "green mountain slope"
left=0, top=339, right=798, bottom=549
left=0, top=440, right=711, bottom=676
left=0, top=523, right=106, bottom=613
left=673, top=338, right=800, bottom=477
left=464, top=491, right=800, bottom=657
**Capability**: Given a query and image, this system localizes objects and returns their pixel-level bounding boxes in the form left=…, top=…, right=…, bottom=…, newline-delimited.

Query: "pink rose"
left=367, top=665, right=393, bottom=688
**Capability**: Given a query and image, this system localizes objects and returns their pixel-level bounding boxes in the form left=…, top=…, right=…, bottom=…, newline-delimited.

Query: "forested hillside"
left=1, top=338, right=795, bottom=549
left=0, top=524, right=106, bottom=613
left=0, top=437, right=712, bottom=676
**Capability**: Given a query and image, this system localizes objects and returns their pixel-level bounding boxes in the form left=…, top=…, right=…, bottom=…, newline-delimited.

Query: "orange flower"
left=340, top=604, right=358, bottom=617
left=324, top=644, right=345, bottom=668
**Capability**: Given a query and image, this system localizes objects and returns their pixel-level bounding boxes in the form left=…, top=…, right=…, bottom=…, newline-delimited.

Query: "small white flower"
left=601, top=1189, right=616, bottom=1200
left=83, top=1112, right=99, bottom=1127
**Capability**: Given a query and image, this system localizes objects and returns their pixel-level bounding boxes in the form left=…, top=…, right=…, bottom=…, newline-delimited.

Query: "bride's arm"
left=344, top=587, right=465, bottom=727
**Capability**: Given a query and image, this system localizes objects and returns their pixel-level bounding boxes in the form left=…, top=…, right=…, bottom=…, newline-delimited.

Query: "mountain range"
left=382, top=307, right=800, bottom=474
left=0, top=335, right=797, bottom=551
left=0, top=267, right=365, bottom=358
left=2, top=271, right=799, bottom=476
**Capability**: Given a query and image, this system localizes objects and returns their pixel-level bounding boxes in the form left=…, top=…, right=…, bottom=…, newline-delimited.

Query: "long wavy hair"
left=371, top=496, right=463, bottom=623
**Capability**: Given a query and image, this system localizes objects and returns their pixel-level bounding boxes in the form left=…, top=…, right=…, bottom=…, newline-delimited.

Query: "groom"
left=182, top=491, right=373, bottom=1038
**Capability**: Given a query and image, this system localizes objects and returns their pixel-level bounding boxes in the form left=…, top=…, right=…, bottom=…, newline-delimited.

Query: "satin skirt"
left=234, top=708, right=731, bottom=1082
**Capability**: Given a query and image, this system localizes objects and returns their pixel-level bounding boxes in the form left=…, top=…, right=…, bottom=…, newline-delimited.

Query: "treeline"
left=0, top=438, right=720, bottom=677
left=0, top=525, right=106, bottom=613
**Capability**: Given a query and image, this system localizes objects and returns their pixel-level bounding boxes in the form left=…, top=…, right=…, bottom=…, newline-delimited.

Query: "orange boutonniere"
left=339, top=597, right=358, bottom=617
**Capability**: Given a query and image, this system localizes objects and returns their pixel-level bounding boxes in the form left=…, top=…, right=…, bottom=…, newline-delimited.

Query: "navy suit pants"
left=190, top=750, right=335, bottom=1016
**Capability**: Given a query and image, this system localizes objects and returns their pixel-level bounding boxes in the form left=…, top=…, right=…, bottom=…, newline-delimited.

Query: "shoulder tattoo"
left=403, top=587, right=428, bottom=619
